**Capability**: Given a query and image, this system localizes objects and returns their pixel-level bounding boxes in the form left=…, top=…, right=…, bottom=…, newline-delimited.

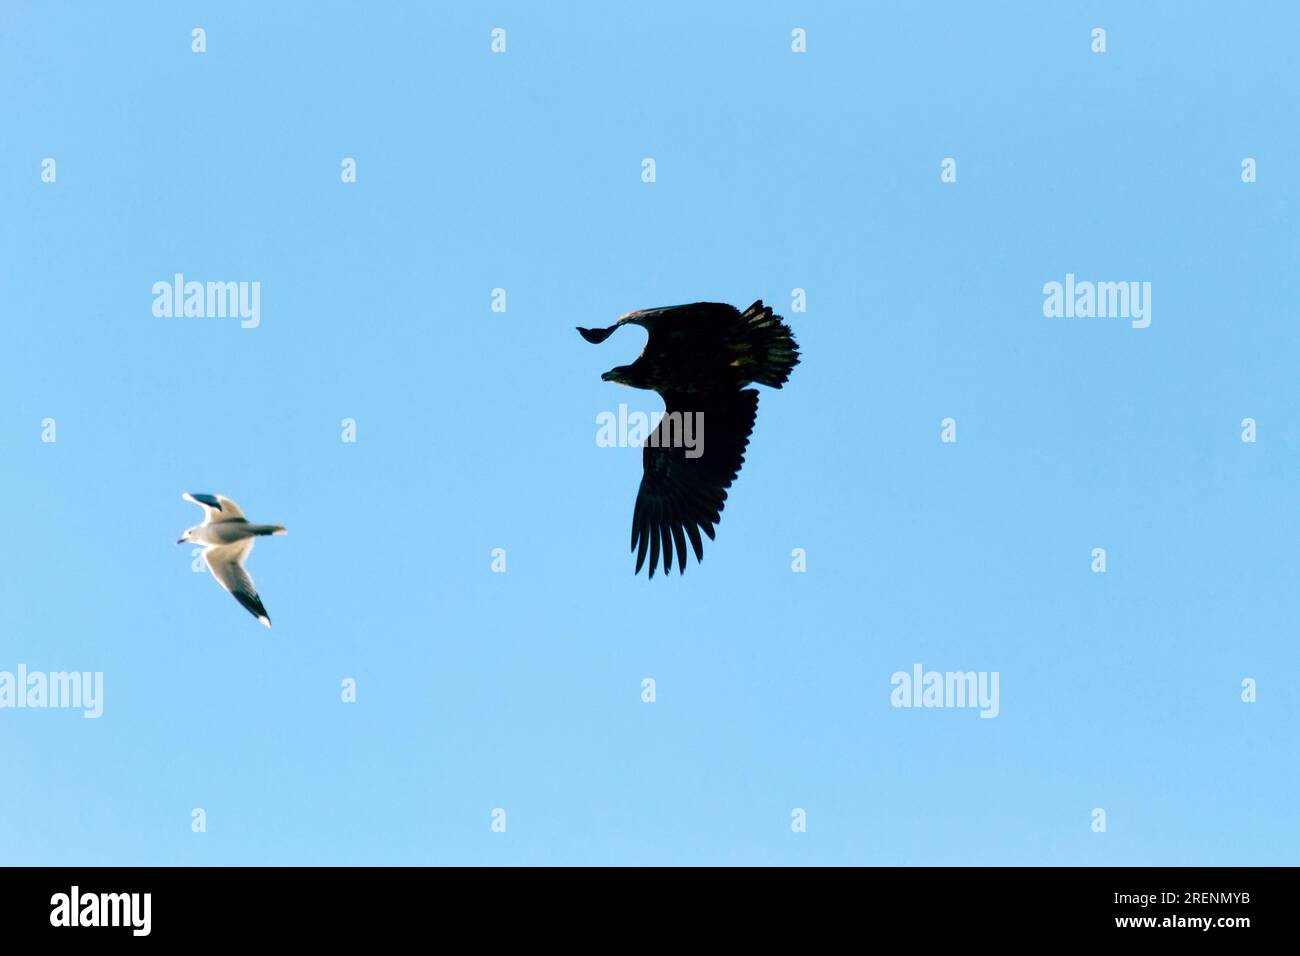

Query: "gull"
left=177, top=493, right=286, bottom=627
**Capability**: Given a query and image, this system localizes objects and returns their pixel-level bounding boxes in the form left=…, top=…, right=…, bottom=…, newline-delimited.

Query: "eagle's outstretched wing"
left=631, top=388, right=760, bottom=577
left=578, top=302, right=740, bottom=344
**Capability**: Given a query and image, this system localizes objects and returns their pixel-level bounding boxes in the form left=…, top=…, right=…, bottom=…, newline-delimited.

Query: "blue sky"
left=1, top=1, right=1297, bottom=865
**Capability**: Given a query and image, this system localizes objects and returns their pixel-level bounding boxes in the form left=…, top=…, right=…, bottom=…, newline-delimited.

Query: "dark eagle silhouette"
left=579, top=300, right=799, bottom=578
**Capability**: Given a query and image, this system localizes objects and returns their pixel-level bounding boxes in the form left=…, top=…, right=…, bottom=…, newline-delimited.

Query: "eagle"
left=579, top=300, right=799, bottom=578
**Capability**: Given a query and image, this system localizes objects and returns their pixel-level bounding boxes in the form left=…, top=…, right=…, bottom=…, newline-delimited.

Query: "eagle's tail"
left=735, top=301, right=800, bottom=388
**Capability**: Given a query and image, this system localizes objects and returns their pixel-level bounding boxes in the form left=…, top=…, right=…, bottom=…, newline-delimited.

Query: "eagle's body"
left=579, top=300, right=799, bottom=578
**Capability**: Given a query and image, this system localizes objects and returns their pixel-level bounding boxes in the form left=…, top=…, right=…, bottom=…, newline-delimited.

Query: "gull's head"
left=177, top=528, right=195, bottom=545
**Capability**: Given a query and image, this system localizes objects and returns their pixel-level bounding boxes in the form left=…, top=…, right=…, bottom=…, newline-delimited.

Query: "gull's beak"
left=176, top=536, right=186, bottom=544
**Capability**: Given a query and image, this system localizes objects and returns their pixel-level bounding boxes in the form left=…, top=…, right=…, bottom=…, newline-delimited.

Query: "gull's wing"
left=202, top=539, right=271, bottom=627
left=631, top=388, right=759, bottom=578
left=183, top=492, right=247, bottom=524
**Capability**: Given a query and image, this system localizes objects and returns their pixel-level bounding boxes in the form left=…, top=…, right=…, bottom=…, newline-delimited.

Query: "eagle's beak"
left=601, top=370, right=616, bottom=382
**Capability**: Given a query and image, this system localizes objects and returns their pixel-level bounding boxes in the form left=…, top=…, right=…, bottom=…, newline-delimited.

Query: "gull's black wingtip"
left=184, top=492, right=222, bottom=511
left=578, top=326, right=614, bottom=344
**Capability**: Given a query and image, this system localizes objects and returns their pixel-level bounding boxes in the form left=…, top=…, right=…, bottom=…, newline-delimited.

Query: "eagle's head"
left=601, top=364, right=643, bottom=387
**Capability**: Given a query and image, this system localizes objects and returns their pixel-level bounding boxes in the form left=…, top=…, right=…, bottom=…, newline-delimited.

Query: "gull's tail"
left=249, top=525, right=287, bottom=536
